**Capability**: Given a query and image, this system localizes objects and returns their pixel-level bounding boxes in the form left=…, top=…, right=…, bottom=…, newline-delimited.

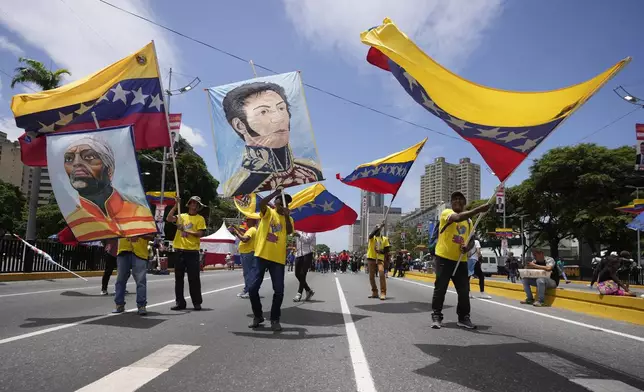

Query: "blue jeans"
left=249, top=257, right=285, bottom=321
left=114, top=252, right=147, bottom=307
left=467, top=257, right=477, bottom=277
left=240, top=252, right=257, bottom=294
left=522, top=277, right=556, bottom=303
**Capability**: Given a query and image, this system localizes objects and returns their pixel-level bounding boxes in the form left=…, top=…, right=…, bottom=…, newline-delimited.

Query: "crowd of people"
left=100, top=187, right=641, bottom=330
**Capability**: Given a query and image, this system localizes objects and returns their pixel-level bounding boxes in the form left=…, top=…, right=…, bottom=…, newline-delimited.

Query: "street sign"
left=501, top=238, right=509, bottom=256
left=496, top=185, right=505, bottom=214
left=401, top=232, right=406, bottom=240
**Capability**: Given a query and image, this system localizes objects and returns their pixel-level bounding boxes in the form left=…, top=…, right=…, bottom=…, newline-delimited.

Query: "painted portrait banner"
left=206, top=72, right=324, bottom=197
left=46, top=125, right=157, bottom=241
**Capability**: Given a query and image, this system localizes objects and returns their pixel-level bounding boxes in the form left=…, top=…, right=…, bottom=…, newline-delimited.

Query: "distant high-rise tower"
left=420, top=157, right=480, bottom=208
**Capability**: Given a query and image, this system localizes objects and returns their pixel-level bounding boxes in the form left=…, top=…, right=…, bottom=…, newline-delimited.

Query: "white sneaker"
left=237, top=292, right=243, bottom=298
left=479, top=294, right=492, bottom=299
left=101, top=290, right=108, bottom=296
left=240, top=293, right=250, bottom=299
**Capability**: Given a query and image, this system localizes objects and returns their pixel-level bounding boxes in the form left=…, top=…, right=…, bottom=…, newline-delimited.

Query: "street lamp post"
left=626, top=185, right=643, bottom=267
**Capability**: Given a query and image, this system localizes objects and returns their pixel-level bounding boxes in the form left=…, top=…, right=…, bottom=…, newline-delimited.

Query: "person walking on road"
left=366, top=222, right=390, bottom=300
left=248, top=189, right=294, bottom=331
left=101, top=238, right=118, bottom=295
left=468, top=238, right=491, bottom=299
left=113, top=235, right=154, bottom=315
left=230, top=218, right=258, bottom=299
left=507, top=252, right=519, bottom=283
left=167, top=196, right=207, bottom=311
left=292, top=231, right=316, bottom=302
left=393, top=251, right=404, bottom=278
left=431, top=191, right=490, bottom=330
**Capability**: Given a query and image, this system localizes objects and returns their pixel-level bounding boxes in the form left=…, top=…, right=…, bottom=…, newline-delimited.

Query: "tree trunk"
left=549, top=238, right=560, bottom=260
left=24, top=167, right=41, bottom=273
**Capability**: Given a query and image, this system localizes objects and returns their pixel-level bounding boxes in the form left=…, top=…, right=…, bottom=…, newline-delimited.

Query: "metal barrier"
left=0, top=238, right=106, bottom=273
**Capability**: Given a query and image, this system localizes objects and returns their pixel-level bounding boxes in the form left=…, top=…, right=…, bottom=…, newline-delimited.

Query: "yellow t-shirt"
left=172, top=213, right=207, bottom=251
left=435, top=208, right=471, bottom=262
left=117, top=237, right=150, bottom=260
left=238, top=226, right=257, bottom=254
left=254, top=207, right=294, bottom=265
left=367, top=235, right=389, bottom=261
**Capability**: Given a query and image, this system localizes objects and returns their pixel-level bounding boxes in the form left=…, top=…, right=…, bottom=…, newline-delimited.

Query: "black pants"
left=340, top=261, right=347, bottom=272
left=471, top=260, right=485, bottom=292
left=350, top=262, right=358, bottom=272
left=101, top=253, right=117, bottom=291
left=432, top=256, right=470, bottom=319
left=295, top=253, right=312, bottom=294
left=174, top=250, right=202, bottom=307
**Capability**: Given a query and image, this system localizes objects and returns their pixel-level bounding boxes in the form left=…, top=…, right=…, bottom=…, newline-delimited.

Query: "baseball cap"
left=451, top=191, right=466, bottom=202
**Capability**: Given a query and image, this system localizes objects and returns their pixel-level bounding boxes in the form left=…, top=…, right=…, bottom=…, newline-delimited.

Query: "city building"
left=358, top=191, right=402, bottom=249
left=348, top=219, right=361, bottom=253
left=0, top=131, right=24, bottom=189
left=22, top=167, right=53, bottom=205
left=420, top=157, right=481, bottom=209
left=399, top=202, right=446, bottom=232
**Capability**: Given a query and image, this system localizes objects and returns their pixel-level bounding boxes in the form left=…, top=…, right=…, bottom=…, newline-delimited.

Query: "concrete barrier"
left=404, top=271, right=644, bottom=326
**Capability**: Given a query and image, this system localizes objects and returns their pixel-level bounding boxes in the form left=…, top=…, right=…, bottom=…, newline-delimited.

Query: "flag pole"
left=151, top=41, right=181, bottom=217
left=13, top=234, right=88, bottom=281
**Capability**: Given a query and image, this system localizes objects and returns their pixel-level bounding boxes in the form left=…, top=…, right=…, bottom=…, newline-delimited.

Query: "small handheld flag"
left=12, top=233, right=88, bottom=281
left=337, top=138, right=426, bottom=197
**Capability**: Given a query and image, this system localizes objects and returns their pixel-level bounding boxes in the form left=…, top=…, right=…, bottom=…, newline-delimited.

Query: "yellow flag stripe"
left=289, top=183, right=325, bottom=210
left=361, top=18, right=630, bottom=127
left=11, top=42, right=159, bottom=116
left=357, top=138, right=427, bottom=167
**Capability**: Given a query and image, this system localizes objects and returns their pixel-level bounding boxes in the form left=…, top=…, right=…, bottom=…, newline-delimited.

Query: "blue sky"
left=0, top=0, right=643, bottom=251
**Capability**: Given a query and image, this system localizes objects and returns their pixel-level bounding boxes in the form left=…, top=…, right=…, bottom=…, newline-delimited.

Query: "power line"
left=0, top=68, right=38, bottom=92
left=577, top=106, right=641, bottom=142
left=96, top=0, right=465, bottom=142
left=59, top=0, right=116, bottom=52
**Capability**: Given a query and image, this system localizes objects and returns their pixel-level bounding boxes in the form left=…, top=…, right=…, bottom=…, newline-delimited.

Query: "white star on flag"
left=498, top=131, right=529, bottom=143
left=130, top=87, right=149, bottom=106
left=75, top=102, right=93, bottom=115
left=403, top=72, right=418, bottom=91
left=516, top=137, right=542, bottom=152
left=110, top=83, right=130, bottom=104
left=476, top=128, right=506, bottom=139
left=321, top=201, right=334, bottom=212
left=38, top=121, right=56, bottom=133
left=55, top=111, right=73, bottom=126
left=148, top=94, right=163, bottom=111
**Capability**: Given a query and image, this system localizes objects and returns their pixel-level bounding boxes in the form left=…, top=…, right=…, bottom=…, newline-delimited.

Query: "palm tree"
left=11, top=58, right=71, bottom=246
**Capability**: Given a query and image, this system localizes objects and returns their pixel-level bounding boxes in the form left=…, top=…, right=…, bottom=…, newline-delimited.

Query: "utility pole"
left=626, top=185, right=642, bottom=267
left=158, top=68, right=172, bottom=238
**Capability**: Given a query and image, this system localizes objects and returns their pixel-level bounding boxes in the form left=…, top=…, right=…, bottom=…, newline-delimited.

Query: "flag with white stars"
left=11, top=42, right=171, bottom=167
left=289, top=183, right=357, bottom=233
left=337, top=138, right=426, bottom=197
left=362, top=18, right=630, bottom=181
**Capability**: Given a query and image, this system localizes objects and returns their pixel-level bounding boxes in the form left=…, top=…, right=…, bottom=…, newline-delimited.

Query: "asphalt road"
left=0, top=270, right=643, bottom=392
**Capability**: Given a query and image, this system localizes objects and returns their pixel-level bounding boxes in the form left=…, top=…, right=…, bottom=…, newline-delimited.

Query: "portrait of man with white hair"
left=47, top=126, right=157, bottom=242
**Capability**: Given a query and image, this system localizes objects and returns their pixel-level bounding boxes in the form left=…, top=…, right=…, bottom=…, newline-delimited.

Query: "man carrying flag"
left=366, top=222, right=390, bottom=300
left=432, top=191, right=490, bottom=330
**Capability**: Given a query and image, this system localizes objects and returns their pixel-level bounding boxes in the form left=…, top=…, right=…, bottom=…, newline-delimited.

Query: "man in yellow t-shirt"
left=431, top=191, right=490, bottom=330
left=366, top=222, right=390, bottom=300
left=230, top=218, right=258, bottom=299
left=167, top=196, right=207, bottom=311
left=113, top=234, right=155, bottom=315
left=247, top=189, right=294, bottom=332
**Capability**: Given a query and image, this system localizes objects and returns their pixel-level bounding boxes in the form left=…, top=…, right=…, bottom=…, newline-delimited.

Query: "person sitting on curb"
left=596, top=253, right=636, bottom=297
left=520, top=248, right=560, bottom=307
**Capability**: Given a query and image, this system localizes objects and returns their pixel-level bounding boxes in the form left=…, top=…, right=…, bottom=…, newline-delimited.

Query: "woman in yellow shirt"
left=230, top=218, right=258, bottom=299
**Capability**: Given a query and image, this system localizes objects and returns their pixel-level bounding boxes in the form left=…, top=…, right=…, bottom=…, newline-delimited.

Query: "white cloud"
left=282, top=0, right=504, bottom=70
left=180, top=123, right=207, bottom=147
left=0, top=117, right=24, bottom=141
left=0, top=0, right=181, bottom=80
left=0, top=35, right=24, bottom=57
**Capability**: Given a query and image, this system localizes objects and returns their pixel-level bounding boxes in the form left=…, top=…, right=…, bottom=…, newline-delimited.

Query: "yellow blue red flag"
left=337, top=138, right=426, bottom=197
left=11, top=42, right=170, bottom=167
left=145, top=191, right=177, bottom=206
left=362, top=18, right=630, bottom=181
left=234, top=193, right=264, bottom=219
left=290, top=184, right=357, bottom=233
left=616, top=199, right=644, bottom=215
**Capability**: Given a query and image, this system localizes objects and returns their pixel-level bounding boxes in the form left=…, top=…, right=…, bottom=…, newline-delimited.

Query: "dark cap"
left=451, top=191, right=466, bottom=202
left=276, top=193, right=292, bottom=206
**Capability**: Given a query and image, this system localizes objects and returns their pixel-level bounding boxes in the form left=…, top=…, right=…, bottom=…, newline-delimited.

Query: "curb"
left=490, top=274, right=644, bottom=290
left=0, top=267, right=230, bottom=282
left=404, top=271, right=644, bottom=326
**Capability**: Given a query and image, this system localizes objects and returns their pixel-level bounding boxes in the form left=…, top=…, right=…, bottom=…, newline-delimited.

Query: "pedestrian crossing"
left=75, top=344, right=199, bottom=392
left=517, top=352, right=643, bottom=392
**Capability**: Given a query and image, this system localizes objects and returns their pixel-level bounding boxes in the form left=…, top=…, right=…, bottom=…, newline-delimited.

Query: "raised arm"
left=447, top=203, right=490, bottom=224
left=368, top=223, right=382, bottom=239
left=166, top=197, right=180, bottom=223
left=260, top=189, right=281, bottom=215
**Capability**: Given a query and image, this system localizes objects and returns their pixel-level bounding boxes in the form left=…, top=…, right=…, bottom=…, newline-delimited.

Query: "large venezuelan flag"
left=11, top=42, right=170, bottom=167
left=146, top=191, right=177, bottom=206
left=362, top=18, right=630, bottom=181
left=290, top=184, right=357, bottom=233
left=337, top=138, right=426, bottom=196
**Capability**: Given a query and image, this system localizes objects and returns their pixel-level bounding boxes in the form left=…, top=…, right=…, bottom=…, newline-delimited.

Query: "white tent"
left=201, top=222, right=237, bottom=254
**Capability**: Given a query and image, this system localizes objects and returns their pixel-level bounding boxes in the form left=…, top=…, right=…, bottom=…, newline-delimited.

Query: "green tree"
left=33, top=195, right=65, bottom=239
left=315, top=244, right=330, bottom=255
left=0, top=180, right=26, bottom=236
left=389, top=222, right=422, bottom=257
left=11, top=58, right=71, bottom=242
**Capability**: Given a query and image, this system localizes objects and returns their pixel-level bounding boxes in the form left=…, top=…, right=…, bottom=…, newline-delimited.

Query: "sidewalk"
left=487, top=275, right=644, bottom=294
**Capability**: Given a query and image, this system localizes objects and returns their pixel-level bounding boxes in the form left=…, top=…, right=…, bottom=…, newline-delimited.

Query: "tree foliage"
left=315, top=244, right=330, bottom=255
left=11, top=57, right=70, bottom=90
left=34, top=195, right=65, bottom=239
left=0, top=180, right=26, bottom=236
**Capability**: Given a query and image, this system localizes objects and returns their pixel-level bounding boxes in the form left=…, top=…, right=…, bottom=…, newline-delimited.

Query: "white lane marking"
left=395, top=278, right=644, bottom=344
left=0, top=271, right=230, bottom=298
left=570, top=379, right=643, bottom=392
left=0, top=280, right=261, bottom=346
left=517, top=352, right=600, bottom=378
left=76, top=344, right=199, bottom=392
left=334, top=277, right=377, bottom=392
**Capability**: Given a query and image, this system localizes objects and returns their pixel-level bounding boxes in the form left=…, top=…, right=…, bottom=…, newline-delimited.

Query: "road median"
left=403, top=271, right=644, bottom=326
